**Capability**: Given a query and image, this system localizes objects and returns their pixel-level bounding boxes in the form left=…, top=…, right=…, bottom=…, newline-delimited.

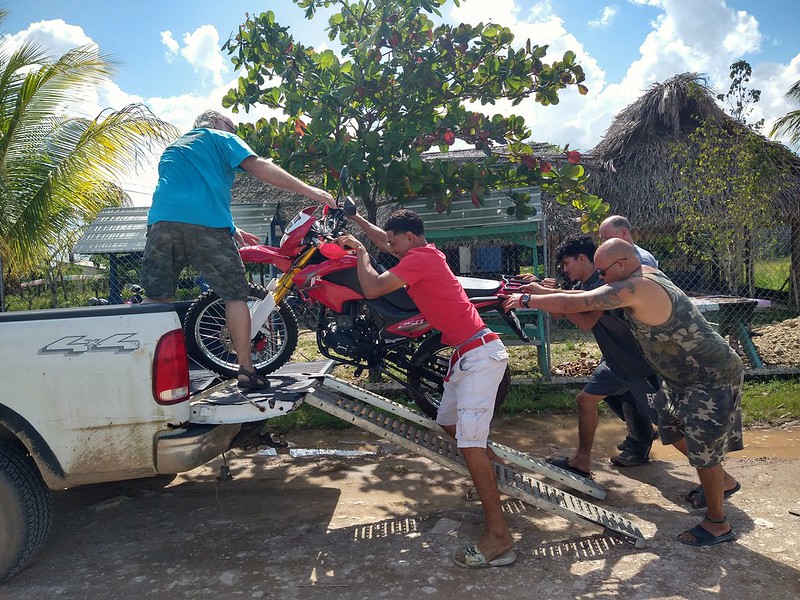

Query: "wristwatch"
left=520, top=293, right=531, bottom=308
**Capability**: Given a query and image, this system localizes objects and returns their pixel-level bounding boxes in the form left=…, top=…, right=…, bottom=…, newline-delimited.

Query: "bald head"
left=594, top=238, right=641, bottom=281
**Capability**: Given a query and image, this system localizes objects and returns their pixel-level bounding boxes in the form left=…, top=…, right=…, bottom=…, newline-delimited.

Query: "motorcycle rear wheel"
left=408, top=334, right=510, bottom=420
left=183, top=283, right=299, bottom=378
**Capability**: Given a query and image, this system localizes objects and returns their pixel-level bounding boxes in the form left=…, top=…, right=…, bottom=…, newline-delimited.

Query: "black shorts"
left=583, top=360, right=659, bottom=422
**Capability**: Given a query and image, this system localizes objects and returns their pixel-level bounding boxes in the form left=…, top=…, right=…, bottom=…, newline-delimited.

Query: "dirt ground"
left=2, top=416, right=799, bottom=600
left=752, top=316, right=800, bottom=367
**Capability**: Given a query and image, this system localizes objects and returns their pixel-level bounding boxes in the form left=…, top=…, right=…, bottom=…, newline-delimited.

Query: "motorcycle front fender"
left=249, top=292, right=278, bottom=339
left=239, top=245, right=294, bottom=273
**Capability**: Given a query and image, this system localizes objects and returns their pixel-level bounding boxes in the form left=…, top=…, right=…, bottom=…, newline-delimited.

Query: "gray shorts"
left=583, top=360, right=660, bottom=422
left=655, top=373, right=744, bottom=469
left=140, top=221, right=249, bottom=301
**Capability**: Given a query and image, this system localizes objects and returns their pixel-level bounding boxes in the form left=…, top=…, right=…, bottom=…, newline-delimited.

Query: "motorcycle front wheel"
left=408, top=333, right=510, bottom=420
left=183, top=283, right=299, bottom=378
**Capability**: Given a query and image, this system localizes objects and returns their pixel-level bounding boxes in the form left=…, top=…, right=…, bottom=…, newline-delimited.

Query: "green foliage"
left=0, top=12, right=179, bottom=285
left=670, top=67, right=787, bottom=296
left=670, top=121, right=784, bottom=294
left=222, top=0, right=605, bottom=225
left=717, top=60, right=763, bottom=131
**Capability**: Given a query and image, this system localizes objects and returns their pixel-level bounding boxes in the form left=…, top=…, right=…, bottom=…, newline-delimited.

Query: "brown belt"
left=444, top=332, right=500, bottom=381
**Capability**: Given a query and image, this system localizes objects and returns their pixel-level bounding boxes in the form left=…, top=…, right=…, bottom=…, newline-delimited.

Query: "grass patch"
left=499, top=382, right=578, bottom=414
left=265, top=377, right=800, bottom=434
left=265, top=403, right=352, bottom=433
left=740, top=378, right=800, bottom=426
left=754, top=256, right=789, bottom=291
left=498, top=378, right=800, bottom=428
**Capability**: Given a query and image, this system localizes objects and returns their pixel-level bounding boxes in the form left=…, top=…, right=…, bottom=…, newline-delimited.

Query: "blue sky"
left=3, top=0, right=799, bottom=202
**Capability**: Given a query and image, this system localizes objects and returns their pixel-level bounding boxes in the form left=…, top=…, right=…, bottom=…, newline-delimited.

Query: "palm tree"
left=0, top=11, right=178, bottom=293
left=770, top=79, right=800, bottom=147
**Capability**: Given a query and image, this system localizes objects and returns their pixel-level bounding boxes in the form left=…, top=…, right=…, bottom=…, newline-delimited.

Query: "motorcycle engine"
left=319, top=313, right=375, bottom=360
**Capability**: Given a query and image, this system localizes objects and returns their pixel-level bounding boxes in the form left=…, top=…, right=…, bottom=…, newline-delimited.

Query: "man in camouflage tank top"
left=503, top=238, right=743, bottom=547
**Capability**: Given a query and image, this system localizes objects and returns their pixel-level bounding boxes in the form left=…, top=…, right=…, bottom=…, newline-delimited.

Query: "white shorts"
left=436, top=339, right=508, bottom=448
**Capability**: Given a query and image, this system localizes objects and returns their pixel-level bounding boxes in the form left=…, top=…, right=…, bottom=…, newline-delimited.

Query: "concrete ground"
left=2, top=417, right=799, bottom=600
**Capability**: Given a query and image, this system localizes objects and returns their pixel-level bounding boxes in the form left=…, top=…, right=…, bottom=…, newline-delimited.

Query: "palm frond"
left=769, top=79, right=800, bottom=146
left=2, top=103, right=178, bottom=272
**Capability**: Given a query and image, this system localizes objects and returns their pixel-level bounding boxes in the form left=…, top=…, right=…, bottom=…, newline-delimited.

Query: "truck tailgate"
left=189, top=360, right=336, bottom=424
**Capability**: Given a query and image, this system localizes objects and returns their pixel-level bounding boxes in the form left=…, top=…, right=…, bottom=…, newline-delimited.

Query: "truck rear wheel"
left=0, top=443, right=53, bottom=583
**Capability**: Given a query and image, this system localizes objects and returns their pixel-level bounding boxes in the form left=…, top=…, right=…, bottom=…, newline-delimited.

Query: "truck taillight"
left=153, top=329, right=190, bottom=404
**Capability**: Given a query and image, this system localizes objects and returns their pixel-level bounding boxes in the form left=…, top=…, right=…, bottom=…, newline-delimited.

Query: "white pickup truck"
left=0, top=303, right=315, bottom=583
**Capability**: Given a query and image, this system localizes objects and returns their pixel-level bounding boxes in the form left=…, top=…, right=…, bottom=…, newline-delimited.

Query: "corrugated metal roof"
left=73, top=202, right=279, bottom=254
left=404, top=187, right=543, bottom=233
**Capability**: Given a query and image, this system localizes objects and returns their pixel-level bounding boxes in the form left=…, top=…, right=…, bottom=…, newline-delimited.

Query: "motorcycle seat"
left=457, top=276, right=503, bottom=297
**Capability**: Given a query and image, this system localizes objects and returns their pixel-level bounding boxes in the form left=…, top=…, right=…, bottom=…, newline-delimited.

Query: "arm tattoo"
left=581, top=281, right=636, bottom=310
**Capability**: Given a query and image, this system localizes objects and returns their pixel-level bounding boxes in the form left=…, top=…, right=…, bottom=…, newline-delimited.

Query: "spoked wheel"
left=183, top=283, right=298, bottom=378
left=408, top=333, right=511, bottom=419
left=283, top=292, right=322, bottom=330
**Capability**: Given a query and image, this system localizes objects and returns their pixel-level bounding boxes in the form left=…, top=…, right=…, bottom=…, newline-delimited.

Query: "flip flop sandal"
left=685, top=482, right=742, bottom=509
left=453, top=546, right=517, bottom=568
left=678, top=524, right=738, bottom=547
left=237, top=366, right=271, bottom=391
left=547, top=456, right=593, bottom=479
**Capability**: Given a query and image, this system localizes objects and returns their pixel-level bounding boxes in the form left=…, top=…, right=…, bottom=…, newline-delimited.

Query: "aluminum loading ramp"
left=305, top=374, right=646, bottom=549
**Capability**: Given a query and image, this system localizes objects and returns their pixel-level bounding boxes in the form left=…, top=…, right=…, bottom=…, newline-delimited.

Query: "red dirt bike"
left=183, top=197, right=530, bottom=417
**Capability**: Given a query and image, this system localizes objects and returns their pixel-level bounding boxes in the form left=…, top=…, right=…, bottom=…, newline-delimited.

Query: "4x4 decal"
left=40, top=334, right=141, bottom=355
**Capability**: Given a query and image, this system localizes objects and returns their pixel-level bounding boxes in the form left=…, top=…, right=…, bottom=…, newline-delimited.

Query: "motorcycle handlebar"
left=343, top=196, right=357, bottom=217
left=470, top=296, right=530, bottom=343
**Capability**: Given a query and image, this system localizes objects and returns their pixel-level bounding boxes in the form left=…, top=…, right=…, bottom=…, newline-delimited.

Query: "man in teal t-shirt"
left=141, top=110, right=334, bottom=390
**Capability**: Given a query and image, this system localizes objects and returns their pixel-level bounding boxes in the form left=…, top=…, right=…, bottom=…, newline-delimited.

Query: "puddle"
left=494, top=414, right=800, bottom=461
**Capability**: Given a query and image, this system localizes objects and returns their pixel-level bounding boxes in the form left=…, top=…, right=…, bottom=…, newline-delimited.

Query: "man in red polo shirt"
left=338, top=209, right=514, bottom=569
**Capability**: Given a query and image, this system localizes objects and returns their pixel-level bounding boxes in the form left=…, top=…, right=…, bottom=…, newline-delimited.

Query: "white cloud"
left=752, top=53, right=800, bottom=147
left=7, top=2, right=799, bottom=169
left=449, top=0, right=611, bottom=150
left=588, top=6, right=619, bottom=29
left=2, top=19, right=96, bottom=60
left=448, top=0, right=800, bottom=153
left=159, top=24, right=228, bottom=86
left=450, top=0, right=522, bottom=22
left=628, top=0, right=664, bottom=7
left=160, top=30, right=180, bottom=60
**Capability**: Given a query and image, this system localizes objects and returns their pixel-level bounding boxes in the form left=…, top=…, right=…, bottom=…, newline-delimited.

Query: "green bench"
left=404, top=188, right=550, bottom=376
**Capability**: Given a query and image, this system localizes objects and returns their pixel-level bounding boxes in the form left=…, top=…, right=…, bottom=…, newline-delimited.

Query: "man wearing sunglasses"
left=518, top=234, right=659, bottom=478
left=504, top=238, right=743, bottom=548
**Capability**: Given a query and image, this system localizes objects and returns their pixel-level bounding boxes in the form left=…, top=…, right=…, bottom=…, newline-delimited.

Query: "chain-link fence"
left=4, top=223, right=800, bottom=375
left=548, top=224, right=800, bottom=374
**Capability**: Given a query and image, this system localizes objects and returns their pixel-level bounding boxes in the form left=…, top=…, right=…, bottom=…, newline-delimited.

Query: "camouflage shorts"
left=655, top=373, right=744, bottom=469
left=140, top=221, right=249, bottom=301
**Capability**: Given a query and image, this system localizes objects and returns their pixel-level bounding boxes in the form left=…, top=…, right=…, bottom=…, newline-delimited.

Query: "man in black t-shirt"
left=518, top=235, right=658, bottom=476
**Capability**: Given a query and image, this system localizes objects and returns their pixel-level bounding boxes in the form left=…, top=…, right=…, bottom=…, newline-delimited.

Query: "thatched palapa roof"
left=586, top=72, right=800, bottom=230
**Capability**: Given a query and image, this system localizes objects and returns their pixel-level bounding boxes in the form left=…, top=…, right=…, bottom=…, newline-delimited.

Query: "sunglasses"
left=597, top=257, right=627, bottom=277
